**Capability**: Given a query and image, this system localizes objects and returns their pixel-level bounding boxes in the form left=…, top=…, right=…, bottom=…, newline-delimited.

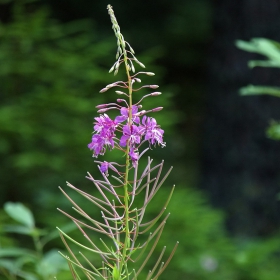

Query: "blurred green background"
left=1, top=0, right=280, bottom=279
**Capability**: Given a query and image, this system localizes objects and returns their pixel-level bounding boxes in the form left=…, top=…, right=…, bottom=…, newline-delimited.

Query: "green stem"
left=32, top=233, right=43, bottom=258
left=120, top=48, right=133, bottom=279
left=107, top=5, right=135, bottom=278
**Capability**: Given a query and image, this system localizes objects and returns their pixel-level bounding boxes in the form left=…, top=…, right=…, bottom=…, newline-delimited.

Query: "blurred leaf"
left=36, top=249, right=68, bottom=277
left=0, top=259, right=38, bottom=280
left=248, top=60, right=280, bottom=68
left=236, top=38, right=280, bottom=67
left=3, top=225, right=47, bottom=237
left=4, top=202, right=34, bottom=228
left=41, top=222, right=77, bottom=246
left=0, top=259, right=16, bottom=275
left=266, top=121, right=280, bottom=140
left=0, top=248, right=34, bottom=258
left=239, top=85, right=280, bottom=97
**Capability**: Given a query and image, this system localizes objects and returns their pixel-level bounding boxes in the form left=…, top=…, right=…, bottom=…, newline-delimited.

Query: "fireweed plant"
left=57, top=5, right=178, bottom=280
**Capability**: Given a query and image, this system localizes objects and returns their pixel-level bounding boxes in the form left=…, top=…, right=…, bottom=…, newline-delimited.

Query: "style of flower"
left=119, top=124, right=141, bottom=147
left=115, top=105, right=140, bottom=124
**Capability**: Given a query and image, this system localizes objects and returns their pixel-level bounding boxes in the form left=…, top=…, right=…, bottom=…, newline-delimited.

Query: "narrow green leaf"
left=36, top=249, right=68, bottom=277
left=112, top=264, right=120, bottom=280
left=248, top=60, right=280, bottom=68
left=236, top=38, right=280, bottom=58
left=239, top=85, right=280, bottom=97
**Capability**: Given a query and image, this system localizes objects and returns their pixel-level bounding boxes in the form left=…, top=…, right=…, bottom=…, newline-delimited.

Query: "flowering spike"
left=59, top=5, right=176, bottom=280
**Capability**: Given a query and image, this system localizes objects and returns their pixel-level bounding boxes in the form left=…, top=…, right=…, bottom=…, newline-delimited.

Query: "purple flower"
left=129, top=149, right=139, bottom=167
left=120, top=124, right=141, bottom=147
left=88, top=134, right=114, bottom=157
left=139, top=116, right=165, bottom=147
left=115, top=105, right=140, bottom=124
left=94, top=114, right=116, bottom=134
left=88, top=114, right=117, bottom=157
left=100, top=161, right=109, bottom=173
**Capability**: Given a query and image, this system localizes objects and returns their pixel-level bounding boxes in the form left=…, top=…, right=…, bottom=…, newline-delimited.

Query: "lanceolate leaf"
left=239, top=85, right=280, bottom=97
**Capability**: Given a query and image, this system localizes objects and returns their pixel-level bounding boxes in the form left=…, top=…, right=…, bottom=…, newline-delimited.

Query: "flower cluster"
left=58, top=6, right=177, bottom=280
left=88, top=103, right=165, bottom=171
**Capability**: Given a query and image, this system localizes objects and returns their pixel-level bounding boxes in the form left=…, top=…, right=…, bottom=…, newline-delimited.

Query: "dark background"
left=1, top=0, right=280, bottom=279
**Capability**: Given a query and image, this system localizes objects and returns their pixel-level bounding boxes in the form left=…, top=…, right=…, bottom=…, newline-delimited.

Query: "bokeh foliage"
left=1, top=0, right=280, bottom=279
left=237, top=38, right=280, bottom=140
left=0, top=0, right=176, bottom=211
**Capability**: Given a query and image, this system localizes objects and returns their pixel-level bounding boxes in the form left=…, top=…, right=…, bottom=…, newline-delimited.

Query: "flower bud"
left=100, top=87, right=109, bottom=93
left=115, top=91, right=127, bottom=95
left=129, top=46, right=135, bottom=54
left=96, top=104, right=109, bottom=109
left=146, top=72, right=155, bottom=76
left=135, top=59, right=145, bottom=68
left=138, top=110, right=146, bottom=116
left=149, top=85, right=159, bottom=89
left=117, top=99, right=126, bottom=103
left=151, top=92, right=162, bottom=96
left=130, top=62, right=135, bottom=73
left=97, top=108, right=109, bottom=113
left=109, top=65, right=115, bottom=73
left=152, top=107, right=163, bottom=112
left=106, top=83, right=114, bottom=88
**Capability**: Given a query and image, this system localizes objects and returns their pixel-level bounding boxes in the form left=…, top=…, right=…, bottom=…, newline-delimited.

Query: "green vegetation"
left=1, top=1, right=280, bottom=279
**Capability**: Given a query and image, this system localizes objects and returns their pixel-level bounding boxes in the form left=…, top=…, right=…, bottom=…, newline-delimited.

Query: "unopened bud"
left=146, top=72, right=155, bottom=76
left=129, top=46, right=135, bottom=54
left=115, top=91, right=126, bottom=95
left=134, top=78, right=141, bottom=83
left=130, top=62, right=135, bottom=73
left=139, top=110, right=146, bottom=116
left=117, top=99, right=126, bottom=103
left=149, top=85, right=159, bottom=89
left=96, top=104, right=108, bottom=109
left=109, top=65, right=115, bottom=73
left=152, top=107, right=163, bottom=112
left=138, top=62, right=145, bottom=68
left=97, top=108, right=109, bottom=113
left=106, top=83, right=114, bottom=88
left=100, top=88, right=109, bottom=93
left=151, top=92, right=162, bottom=96
left=115, top=61, right=120, bottom=69
left=135, top=59, right=145, bottom=68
